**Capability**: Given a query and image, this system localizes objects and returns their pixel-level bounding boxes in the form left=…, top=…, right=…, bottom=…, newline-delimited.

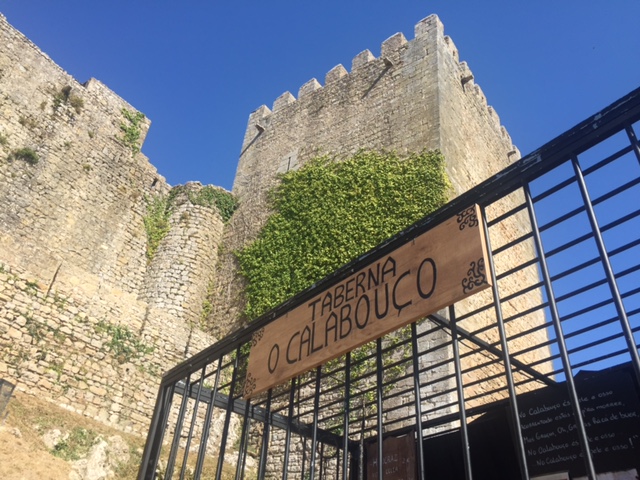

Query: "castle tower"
left=232, top=15, right=518, bottom=234
left=213, top=14, right=521, bottom=335
left=212, top=17, right=546, bottom=471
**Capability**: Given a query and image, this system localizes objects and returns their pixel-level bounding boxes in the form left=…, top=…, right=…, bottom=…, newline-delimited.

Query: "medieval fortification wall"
left=0, top=13, right=222, bottom=435
left=232, top=15, right=518, bottom=230
left=219, top=16, right=549, bottom=461
left=214, top=15, right=523, bottom=334
left=216, top=12, right=547, bottom=406
left=0, top=11, right=549, bottom=443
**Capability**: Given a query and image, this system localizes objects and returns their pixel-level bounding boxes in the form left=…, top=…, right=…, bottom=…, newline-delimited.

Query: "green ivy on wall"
left=119, top=108, right=145, bottom=155
left=143, top=195, right=172, bottom=262
left=236, top=150, right=450, bottom=321
left=186, top=185, right=238, bottom=222
left=143, top=186, right=238, bottom=262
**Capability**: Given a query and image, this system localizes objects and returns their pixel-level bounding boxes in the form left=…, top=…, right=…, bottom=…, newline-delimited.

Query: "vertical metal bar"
left=179, top=366, right=208, bottom=480
left=360, top=395, right=366, bottom=480
left=194, top=356, right=223, bottom=479
left=410, top=322, right=426, bottom=480
left=319, top=443, right=326, bottom=479
left=302, top=436, right=308, bottom=480
left=235, top=399, right=252, bottom=480
left=449, top=305, right=473, bottom=480
left=137, top=383, right=175, bottom=480
left=310, top=366, right=322, bottom=479
left=165, top=375, right=191, bottom=479
left=525, top=183, right=597, bottom=479
left=480, top=205, right=530, bottom=480
left=157, top=384, right=177, bottom=469
left=571, top=156, right=640, bottom=386
left=626, top=124, right=640, bottom=163
left=282, top=377, right=297, bottom=480
left=342, top=352, right=352, bottom=480
left=376, top=338, right=384, bottom=480
left=215, top=348, right=241, bottom=480
left=300, top=379, right=308, bottom=480
left=194, top=399, right=214, bottom=478
left=257, top=389, right=272, bottom=480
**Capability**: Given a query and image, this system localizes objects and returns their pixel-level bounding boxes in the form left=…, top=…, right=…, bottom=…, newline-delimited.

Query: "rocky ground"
left=0, top=391, right=253, bottom=479
left=0, top=391, right=146, bottom=479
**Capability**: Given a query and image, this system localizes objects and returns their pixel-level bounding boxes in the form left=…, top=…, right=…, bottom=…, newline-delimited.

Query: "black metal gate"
left=138, top=87, right=640, bottom=480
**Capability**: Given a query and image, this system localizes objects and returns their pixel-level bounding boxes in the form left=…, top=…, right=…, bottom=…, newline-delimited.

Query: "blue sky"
left=1, top=1, right=639, bottom=191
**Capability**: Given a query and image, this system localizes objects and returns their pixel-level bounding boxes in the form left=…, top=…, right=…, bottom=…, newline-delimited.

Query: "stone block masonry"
left=0, top=8, right=552, bottom=450
left=231, top=14, right=519, bottom=243
left=215, top=13, right=551, bottom=445
left=0, top=264, right=157, bottom=434
left=213, top=14, right=525, bottom=337
left=0, top=12, right=163, bottom=297
left=0, top=261, right=223, bottom=435
left=0, top=13, right=228, bottom=434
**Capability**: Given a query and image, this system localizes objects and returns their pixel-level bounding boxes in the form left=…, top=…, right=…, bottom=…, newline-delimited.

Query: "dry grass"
left=0, top=391, right=144, bottom=479
left=0, top=391, right=254, bottom=479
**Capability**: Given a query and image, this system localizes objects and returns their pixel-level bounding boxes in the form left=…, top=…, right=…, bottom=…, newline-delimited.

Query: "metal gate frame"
left=139, top=87, right=640, bottom=480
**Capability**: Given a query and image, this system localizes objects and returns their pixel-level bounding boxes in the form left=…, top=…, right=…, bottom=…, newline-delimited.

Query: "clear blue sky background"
left=1, top=1, right=639, bottom=191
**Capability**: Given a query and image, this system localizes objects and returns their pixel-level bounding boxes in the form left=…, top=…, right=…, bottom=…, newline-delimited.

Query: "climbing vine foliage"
left=143, top=186, right=237, bottom=262
left=186, top=186, right=238, bottom=222
left=120, top=108, right=145, bottom=155
left=143, top=195, right=172, bottom=262
left=237, top=150, right=450, bottom=321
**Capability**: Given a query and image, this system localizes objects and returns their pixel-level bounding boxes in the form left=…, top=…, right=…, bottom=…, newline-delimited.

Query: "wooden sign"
left=243, top=205, right=490, bottom=398
left=366, top=433, right=416, bottom=480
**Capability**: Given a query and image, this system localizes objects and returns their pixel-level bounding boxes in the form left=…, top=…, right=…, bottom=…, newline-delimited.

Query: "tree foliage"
left=237, top=150, right=450, bottom=321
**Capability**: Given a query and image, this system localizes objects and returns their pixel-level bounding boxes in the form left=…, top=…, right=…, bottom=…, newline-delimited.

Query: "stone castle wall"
left=0, top=12, right=163, bottom=297
left=231, top=15, right=518, bottom=239
left=0, top=9, right=551, bottom=446
left=218, top=13, right=551, bottom=439
left=213, top=15, right=522, bottom=335
left=0, top=13, right=225, bottom=434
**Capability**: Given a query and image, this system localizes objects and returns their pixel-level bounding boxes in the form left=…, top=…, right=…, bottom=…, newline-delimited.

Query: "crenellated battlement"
left=325, top=64, right=348, bottom=85
left=243, top=14, right=514, bottom=163
left=226, top=15, right=524, bottom=316
left=351, top=49, right=376, bottom=70
left=260, top=29, right=412, bottom=118
left=443, top=35, right=459, bottom=60
left=219, top=17, right=525, bottom=343
left=298, top=78, right=322, bottom=98
left=248, top=17, right=422, bottom=121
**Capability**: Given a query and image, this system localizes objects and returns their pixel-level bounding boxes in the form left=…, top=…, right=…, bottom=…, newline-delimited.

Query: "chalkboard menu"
left=366, top=433, right=416, bottom=480
left=517, top=368, right=640, bottom=477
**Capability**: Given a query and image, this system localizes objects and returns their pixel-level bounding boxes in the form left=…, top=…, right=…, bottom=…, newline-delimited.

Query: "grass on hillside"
left=0, top=391, right=249, bottom=480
